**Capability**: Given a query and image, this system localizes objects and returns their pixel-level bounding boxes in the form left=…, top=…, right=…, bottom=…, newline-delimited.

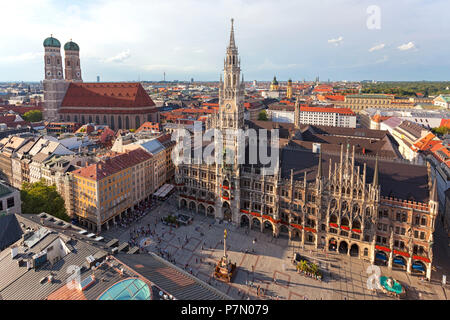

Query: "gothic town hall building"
left=174, top=20, right=438, bottom=280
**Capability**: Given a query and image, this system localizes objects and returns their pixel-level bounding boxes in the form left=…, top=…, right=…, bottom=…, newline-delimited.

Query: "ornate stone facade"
left=174, top=20, right=438, bottom=280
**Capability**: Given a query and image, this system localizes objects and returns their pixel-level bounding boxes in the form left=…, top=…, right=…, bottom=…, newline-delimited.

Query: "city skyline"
left=1, top=0, right=450, bottom=82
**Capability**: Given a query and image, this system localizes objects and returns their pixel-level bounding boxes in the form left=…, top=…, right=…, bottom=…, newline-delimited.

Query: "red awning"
left=375, top=245, right=391, bottom=253
left=394, top=250, right=410, bottom=258
left=291, top=223, right=303, bottom=230
left=304, top=227, right=316, bottom=233
left=352, top=228, right=362, bottom=233
left=413, top=255, right=431, bottom=263
left=329, top=223, right=338, bottom=228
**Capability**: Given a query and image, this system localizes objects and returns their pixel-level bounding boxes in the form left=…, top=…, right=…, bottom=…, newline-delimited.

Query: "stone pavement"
left=101, top=194, right=449, bottom=300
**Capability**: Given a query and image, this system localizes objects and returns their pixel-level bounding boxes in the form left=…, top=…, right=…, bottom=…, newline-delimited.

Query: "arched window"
left=111, top=116, right=115, bottom=130
left=88, top=116, right=93, bottom=123
left=125, top=116, right=130, bottom=129
left=103, top=115, right=107, bottom=125
left=341, top=217, right=349, bottom=227
left=95, top=116, right=99, bottom=125
left=81, top=115, right=85, bottom=124
left=330, top=214, right=337, bottom=223
left=135, top=116, right=140, bottom=128
left=118, top=116, right=122, bottom=129
left=74, top=115, right=78, bottom=122
left=330, top=198, right=337, bottom=209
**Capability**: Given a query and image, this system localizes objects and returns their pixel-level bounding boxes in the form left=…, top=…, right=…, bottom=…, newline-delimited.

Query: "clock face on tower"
left=226, top=104, right=232, bottom=110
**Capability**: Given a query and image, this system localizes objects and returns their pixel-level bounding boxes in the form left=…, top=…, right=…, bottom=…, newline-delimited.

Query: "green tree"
left=21, top=180, right=69, bottom=221
left=432, top=126, right=450, bottom=136
left=258, top=110, right=268, bottom=121
left=22, top=110, right=43, bottom=122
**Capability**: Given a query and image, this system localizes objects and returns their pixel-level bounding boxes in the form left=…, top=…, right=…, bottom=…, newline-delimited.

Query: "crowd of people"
left=118, top=201, right=155, bottom=229
left=128, top=223, right=158, bottom=248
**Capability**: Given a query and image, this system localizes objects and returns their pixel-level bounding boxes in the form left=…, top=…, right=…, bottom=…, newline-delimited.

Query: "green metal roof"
left=347, top=94, right=393, bottom=99
left=43, top=36, right=61, bottom=48
left=64, top=41, right=79, bottom=51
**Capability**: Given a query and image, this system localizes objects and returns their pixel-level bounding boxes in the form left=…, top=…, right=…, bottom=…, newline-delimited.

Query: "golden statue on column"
left=214, top=228, right=236, bottom=283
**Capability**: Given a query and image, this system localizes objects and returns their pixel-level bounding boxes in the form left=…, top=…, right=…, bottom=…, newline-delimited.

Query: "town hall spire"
left=229, top=18, right=236, bottom=49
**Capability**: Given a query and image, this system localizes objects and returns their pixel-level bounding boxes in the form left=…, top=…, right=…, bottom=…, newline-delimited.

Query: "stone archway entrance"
left=393, top=255, right=407, bottom=269
left=198, top=204, right=206, bottom=215
left=240, top=215, right=250, bottom=227
left=412, top=260, right=427, bottom=275
left=263, top=221, right=274, bottom=234
left=375, top=251, right=388, bottom=266
left=189, top=201, right=196, bottom=212
left=251, top=218, right=260, bottom=230
left=350, top=243, right=359, bottom=257
left=279, top=225, right=289, bottom=238
left=329, top=238, right=337, bottom=251
left=180, top=199, right=187, bottom=209
left=222, top=202, right=232, bottom=221
left=291, top=229, right=301, bottom=240
left=207, top=206, right=215, bottom=218
left=338, top=241, right=348, bottom=254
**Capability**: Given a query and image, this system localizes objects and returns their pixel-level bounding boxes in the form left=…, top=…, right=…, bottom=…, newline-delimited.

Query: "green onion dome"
left=64, top=41, right=79, bottom=51
left=43, top=36, right=61, bottom=48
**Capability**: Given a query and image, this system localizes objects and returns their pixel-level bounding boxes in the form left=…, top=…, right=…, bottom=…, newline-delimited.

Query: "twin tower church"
left=42, top=36, right=159, bottom=128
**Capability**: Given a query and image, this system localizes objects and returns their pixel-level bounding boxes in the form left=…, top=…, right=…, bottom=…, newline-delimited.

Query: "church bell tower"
left=218, top=19, right=245, bottom=165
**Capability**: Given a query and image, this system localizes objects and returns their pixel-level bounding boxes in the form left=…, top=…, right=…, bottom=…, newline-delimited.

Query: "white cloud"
left=369, top=43, right=385, bottom=52
left=328, top=36, right=343, bottom=46
left=398, top=42, right=416, bottom=51
left=104, top=49, right=131, bottom=63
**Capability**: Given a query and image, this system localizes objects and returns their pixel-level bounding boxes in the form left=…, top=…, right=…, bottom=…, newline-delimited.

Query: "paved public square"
left=101, top=194, right=449, bottom=300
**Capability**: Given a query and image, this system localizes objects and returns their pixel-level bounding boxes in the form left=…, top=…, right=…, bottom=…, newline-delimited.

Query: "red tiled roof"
left=72, top=148, right=152, bottom=181
left=136, top=121, right=160, bottom=133
left=60, top=82, right=156, bottom=113
left=325, top=95, right=345, bottom=102
left=413, top=132, right=437, bottom=151
left=299, top=106, right=355, bottom=115
left=372, top=114, right=391, bottom=123
left=99, top=127, right=115, bottom=144
left=440, top=119, right=450, bottom=128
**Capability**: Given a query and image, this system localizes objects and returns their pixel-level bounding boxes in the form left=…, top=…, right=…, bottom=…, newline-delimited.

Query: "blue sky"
left=0, top=0, right=449, bottom=82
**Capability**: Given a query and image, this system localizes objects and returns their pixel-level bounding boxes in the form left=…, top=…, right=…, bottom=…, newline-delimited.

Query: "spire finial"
left=229, top=18, right=236, bottom=48
left=373, top=155, right=379, bottom=186
left=317, top=147, right=323, bottom=180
